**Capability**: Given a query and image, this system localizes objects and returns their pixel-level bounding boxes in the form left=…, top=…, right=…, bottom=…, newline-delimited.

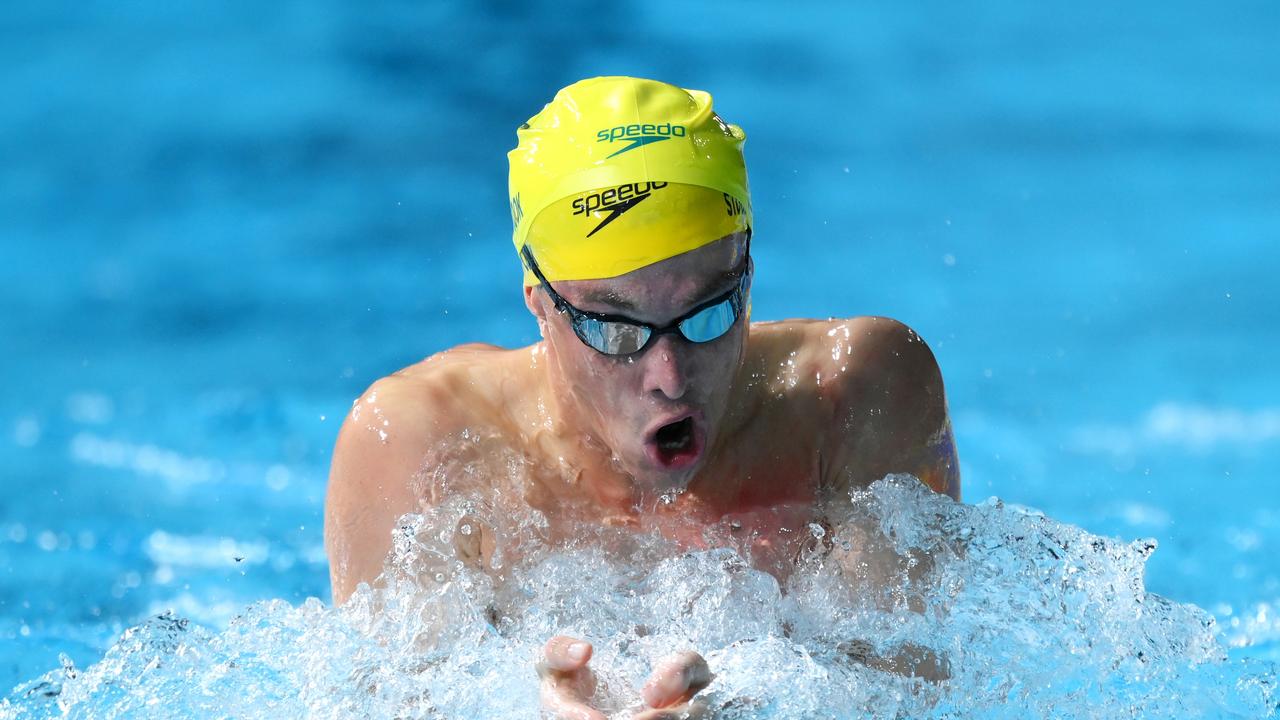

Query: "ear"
left=523, top=284, right=544, bottom=318
left=524, top=285, right=553, bottom=339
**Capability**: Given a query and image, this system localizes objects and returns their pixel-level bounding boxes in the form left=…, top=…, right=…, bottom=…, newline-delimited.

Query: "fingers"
left=641, top=651, right=713, bottom=709
left=537, top=636, right=603, bottom=720
left=537, top=640, right=714, bottom=720
left=540, top=635, right=593, bottom=673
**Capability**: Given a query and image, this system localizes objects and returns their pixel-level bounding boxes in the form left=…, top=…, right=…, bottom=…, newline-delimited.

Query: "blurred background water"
left=1, top=0, right=1277, bottom=694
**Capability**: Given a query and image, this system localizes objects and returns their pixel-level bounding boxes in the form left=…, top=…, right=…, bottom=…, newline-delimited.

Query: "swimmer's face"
left=524, top=234, right=750, bottom=494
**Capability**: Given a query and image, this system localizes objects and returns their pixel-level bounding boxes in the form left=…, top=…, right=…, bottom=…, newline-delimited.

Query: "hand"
left=635, top=650, right=713, bottom=719
left=536, top=636, right=714, bottom=719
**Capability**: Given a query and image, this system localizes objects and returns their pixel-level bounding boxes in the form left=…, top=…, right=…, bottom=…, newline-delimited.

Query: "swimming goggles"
left=520, top=242, right=752, bottom=357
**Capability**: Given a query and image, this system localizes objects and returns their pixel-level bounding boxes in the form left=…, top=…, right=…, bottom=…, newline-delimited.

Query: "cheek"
left=581, top=354, right=639, bottom=401
left=696, top=326, right=747, bottom=375
left=549, top=333, right=636, bottom=407
left=686, top=328, right=747, bottom=405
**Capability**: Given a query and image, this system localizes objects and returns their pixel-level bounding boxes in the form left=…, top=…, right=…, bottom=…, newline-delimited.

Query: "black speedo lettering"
left=572, top=182, right=668, bottom=238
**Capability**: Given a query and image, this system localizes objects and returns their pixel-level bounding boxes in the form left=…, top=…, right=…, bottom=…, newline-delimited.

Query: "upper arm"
left=822, top=318, right=961, bottom=501
left=324, top=377, right=443, bottom=605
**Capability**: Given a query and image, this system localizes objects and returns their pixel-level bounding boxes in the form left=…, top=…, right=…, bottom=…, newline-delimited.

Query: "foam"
left=4, top=476, right=1276, bottom=719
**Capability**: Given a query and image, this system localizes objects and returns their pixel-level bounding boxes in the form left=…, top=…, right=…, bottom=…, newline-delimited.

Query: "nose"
left=640, top=334, right=689, bottom=400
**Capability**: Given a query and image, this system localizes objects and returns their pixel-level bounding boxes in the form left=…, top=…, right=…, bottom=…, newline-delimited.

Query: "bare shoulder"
left=341, top=342, right=510, bottom=451
left=746, top=316, right=936, bottom=394
left=819, top=316, right=940, bottom=395
left=324, top=342, right=522, bottom=603
left=772, top=317, right=959, bottom=500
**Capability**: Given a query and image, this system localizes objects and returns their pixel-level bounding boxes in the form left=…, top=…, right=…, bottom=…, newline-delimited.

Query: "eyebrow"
left=580, top=268, right=740, bottom=315
left=580, top=289, right=639, bottom=312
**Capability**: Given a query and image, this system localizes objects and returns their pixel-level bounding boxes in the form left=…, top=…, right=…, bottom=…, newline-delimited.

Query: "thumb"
left=641, top=651, right=712, bottom=708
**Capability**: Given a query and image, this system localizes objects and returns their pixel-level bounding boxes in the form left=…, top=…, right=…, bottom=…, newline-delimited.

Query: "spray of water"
left=4, top=476, right=1276, bottom=719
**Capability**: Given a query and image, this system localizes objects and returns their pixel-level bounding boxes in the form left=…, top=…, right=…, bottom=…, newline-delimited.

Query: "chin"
left=631, top=441, right=709, bottom=498
left=628, top=468, right=697, bottom=500
left=603, top=409, right=716, bottom=498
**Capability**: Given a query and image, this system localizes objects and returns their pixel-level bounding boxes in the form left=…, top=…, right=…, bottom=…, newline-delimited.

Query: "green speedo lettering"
left=595, top=123, right=687, bottom=157
left=595, top=123, right=687, bottom=142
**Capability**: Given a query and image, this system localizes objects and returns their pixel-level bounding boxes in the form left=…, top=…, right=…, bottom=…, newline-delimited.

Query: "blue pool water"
left=2, top=0, right=1278, bottom=715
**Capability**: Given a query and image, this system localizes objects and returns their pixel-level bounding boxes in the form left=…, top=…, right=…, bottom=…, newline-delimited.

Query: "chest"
left=645, top=451, right=826, bottom=582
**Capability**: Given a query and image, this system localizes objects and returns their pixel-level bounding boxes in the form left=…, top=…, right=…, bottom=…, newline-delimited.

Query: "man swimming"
left=325, top=76, right=960, bottom=718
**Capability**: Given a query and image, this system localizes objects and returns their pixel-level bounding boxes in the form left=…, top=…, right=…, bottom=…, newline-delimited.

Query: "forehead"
left=553, top=233, right=747, bottom=316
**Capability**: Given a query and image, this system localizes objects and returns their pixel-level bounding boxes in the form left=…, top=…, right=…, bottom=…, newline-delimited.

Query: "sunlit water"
left=4, top=0, right=1279, bottom=716
left=5, top=477, right=1275, bottom=718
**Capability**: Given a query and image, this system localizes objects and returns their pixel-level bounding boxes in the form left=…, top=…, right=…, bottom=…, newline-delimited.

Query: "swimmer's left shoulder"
left=750, top=316, right=925, bottom=345
left=818, top=316, right=958, bottom=498
left=749, top=317, right=938, bottom=382
left=818, top=316, right=942, bottom=397
left=806, top=315, right=926, bottom=341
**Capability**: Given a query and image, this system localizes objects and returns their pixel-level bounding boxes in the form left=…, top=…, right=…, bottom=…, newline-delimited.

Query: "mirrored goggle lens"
left=678, top=298, right=740, bottom=343
left=575, top=318, right=652, bottom=355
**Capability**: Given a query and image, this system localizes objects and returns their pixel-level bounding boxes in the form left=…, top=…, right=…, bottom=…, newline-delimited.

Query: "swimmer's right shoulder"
left=326, top=344, right=521, bottom=604
left=329, top=346, right=508, bottom=503
left=389, top=342, right=530, bottom=415
left=394, top=342, right=506, bottom=384
left=352, top=342, right=536, bottom=443
left=326, top=370, right=449, bottom=604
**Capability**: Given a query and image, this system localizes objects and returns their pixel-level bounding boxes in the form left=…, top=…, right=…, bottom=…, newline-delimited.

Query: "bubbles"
left=6, top=477, right=1277, bottom=719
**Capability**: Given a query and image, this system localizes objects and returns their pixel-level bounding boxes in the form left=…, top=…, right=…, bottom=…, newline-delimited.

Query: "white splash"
left=4, top=477, right=1276, bottom=719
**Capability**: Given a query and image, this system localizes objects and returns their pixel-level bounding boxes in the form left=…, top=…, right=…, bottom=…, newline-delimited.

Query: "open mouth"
left=647, top=415, right=704, bottom=469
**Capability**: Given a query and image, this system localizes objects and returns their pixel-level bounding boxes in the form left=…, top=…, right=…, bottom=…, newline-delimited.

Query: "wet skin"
left=324, top=234, right=961, bottom=716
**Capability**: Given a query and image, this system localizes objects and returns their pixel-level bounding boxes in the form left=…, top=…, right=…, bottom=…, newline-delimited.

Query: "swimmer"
left=325, top=76, right=961, bottom=717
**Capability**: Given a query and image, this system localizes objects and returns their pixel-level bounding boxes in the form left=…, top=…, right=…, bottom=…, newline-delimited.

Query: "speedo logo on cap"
left=572, top=181, right=668, bottom=237
left=595, top=123, right=687, bottom=158
left=509, top=193, right=523, bottom=228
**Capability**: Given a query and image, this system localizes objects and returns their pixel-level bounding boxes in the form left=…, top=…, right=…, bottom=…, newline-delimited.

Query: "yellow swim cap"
left=509, top=76, right=751, bottom=285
